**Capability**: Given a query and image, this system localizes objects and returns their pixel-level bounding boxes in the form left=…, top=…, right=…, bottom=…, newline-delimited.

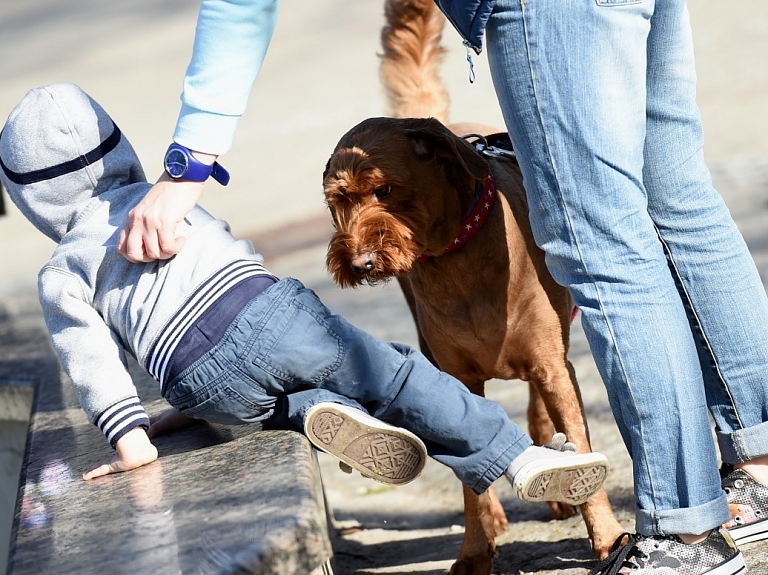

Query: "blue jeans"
left=163, top=277, right=531, bottom=493
left=485, top=0, right=768, bottom=536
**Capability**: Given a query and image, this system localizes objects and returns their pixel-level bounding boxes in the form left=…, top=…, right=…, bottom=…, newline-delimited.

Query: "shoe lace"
left=587, top=533, right=647, bottom=574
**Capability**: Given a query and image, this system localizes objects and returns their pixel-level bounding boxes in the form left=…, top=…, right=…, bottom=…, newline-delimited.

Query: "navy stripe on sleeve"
left=95, top=397, right=150, bottom=449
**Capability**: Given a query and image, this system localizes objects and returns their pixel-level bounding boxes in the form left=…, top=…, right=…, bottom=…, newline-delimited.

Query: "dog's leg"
left=446, top=380, right=507, bottom=575
left=532, top=359, right=625, bottom=560
left=527, top=382, right=579, bottom=520
left=396, top=277, right=439, bottom=365
left=450, top=485, right=499, bottom=575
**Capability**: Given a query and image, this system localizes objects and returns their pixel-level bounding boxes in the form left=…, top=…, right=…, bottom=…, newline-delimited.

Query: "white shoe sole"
left=305, top=403, right=427, bottom=485
left=727, top=517, right=768, bottom=545
left=708, top=552, right=747, bottom=575
left=513, top=452, right=609, bottom=506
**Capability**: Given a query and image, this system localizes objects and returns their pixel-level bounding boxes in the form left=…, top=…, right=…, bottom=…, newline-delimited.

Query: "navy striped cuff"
left=95, top=397, right=150, bottom=449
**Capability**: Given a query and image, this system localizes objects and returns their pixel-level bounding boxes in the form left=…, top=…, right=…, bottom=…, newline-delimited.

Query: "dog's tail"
left=380, top=0, right=450, bottom=124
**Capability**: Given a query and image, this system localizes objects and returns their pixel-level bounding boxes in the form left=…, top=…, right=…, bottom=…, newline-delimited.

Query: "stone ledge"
left=2, top=286, right=335, bottom=575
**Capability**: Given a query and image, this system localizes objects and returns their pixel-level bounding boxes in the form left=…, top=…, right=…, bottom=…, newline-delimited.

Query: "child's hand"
left=147, top=408, right=198, bottom=438
left=83, top=427, right=158, bottom=480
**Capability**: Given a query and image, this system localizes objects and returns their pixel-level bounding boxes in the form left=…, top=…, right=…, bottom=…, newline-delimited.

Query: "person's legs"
left=239, top=277, right=534, bottom=493
left=642, top=0, right=768, bottom=470
left=166, top=277, right=531, bottom=491
left=485, top=0, right=729, bottom=537
left=642, top=0, right=768, bottom=547
left=168, top=276, right=610, bottom=499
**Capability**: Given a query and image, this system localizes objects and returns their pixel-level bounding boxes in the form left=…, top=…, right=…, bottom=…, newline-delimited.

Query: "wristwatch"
left=163, top=143, right=230, bottom=186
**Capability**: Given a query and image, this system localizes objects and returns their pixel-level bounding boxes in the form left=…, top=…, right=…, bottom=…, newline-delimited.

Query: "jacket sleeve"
left=173, top=0, right=280, bottom=155
left=38, top=267, right=150, bottom=449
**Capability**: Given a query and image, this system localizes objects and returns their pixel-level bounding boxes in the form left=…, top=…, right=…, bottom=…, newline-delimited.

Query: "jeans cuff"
left=469, top=433, right=532, bottom=495
left=634, top=493, right=731, bottom=536
left=717, top=420, right=768, bottom=464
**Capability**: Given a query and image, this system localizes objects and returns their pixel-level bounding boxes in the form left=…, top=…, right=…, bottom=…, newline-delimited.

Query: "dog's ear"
left=404, top=120, right=489, bottom=183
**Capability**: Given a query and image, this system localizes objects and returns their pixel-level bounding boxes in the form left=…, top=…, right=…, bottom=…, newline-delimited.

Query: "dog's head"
left=323, top=117, right=489, bottom=288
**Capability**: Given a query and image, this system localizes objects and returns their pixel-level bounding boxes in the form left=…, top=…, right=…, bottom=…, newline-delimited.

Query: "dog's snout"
left=350, top=252, right=376, bottom=274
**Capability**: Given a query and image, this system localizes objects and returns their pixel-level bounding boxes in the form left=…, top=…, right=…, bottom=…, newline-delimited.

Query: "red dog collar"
left=418, top=174, right=496, bottom=263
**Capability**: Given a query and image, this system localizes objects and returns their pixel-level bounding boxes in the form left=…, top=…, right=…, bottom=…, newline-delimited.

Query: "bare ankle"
left=735, top=455, right=768, bottom=484
left=678, top=531, right=711, bottom=545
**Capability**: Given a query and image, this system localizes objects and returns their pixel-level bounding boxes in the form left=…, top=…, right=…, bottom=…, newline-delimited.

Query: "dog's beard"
left=326, top=206, right=420, bottom=289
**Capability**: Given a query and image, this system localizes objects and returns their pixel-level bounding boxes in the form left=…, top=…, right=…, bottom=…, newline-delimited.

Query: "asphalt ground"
left=2, top=1, right=768, bottom=574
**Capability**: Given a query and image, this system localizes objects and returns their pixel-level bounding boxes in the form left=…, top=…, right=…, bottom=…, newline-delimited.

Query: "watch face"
left=165, top=149, right=188, bottom=178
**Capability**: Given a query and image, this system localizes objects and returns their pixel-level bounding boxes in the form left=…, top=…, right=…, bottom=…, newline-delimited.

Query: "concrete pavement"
left=2, top=1, right=768, bottom=574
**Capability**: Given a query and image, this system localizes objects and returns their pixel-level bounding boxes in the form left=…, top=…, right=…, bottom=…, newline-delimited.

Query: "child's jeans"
left=163, top=277, right=532, bottom=493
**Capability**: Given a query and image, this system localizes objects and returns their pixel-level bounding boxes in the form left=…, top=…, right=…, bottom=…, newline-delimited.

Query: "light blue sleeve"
left=173, top=0, right=280, bottom=156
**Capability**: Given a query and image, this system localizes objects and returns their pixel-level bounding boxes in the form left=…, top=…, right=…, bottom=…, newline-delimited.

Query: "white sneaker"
left=304, top=403, right=427, bottom=485
left=506, top=436, right=609, bottom=506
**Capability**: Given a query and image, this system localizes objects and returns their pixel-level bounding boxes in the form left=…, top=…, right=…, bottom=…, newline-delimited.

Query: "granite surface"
left=1, top=288, right=334, bottom=575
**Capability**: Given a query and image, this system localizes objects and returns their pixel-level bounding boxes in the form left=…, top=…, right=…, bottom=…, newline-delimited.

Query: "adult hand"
left=118, top=174, right=205, bottom=262
left=83, top=427, right=158, bottom=480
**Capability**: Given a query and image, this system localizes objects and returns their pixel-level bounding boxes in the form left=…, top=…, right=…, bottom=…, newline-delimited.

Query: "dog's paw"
left=449, top=555, right=494, bottom=575
left=548, top=500, right=579, bottom=520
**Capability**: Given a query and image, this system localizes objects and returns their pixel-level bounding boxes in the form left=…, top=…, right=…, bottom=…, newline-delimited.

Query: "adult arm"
left=119, top=0, right=280, bottom=262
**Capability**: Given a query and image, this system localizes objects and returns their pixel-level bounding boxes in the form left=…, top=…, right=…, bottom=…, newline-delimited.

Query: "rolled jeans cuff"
left=468, top=433, right=532, bottom=495
left=635, top=493, right=731, bottom=537
left=718, top=420, right=768, bottom=464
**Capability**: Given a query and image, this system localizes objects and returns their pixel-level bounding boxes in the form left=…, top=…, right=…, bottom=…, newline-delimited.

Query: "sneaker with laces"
left=722, top=466, right=768, bottom=545
left=304, top=402, right=427, bottom=485
left=587, top=528, right=747, bottom=575
left=504, top=434, right=609, bottom=506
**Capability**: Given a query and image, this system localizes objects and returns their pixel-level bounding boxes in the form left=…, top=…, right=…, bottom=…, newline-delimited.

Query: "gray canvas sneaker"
left=304, top=402, right=427, bottom=485
left=722, top=466, right=768, bottom=545
left=587, top=528, right=747, bottom=575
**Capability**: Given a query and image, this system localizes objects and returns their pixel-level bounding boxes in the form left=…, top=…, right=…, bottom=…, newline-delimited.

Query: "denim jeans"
left=163, top=277, right=531, bottom=493
left=485, top=0, right=768, bottom=536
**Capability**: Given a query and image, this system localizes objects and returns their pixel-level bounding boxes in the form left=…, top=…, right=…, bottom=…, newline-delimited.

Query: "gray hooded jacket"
left=0, top=84, right=274, bottom=448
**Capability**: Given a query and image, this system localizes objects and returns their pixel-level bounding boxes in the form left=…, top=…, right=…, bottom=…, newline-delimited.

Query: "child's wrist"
left=115, top=426, right=154, bottom=458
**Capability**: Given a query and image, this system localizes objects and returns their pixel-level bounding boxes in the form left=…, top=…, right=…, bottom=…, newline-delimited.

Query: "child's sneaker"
left=722, top=466, right=768, bottom=545
left=504, top=434, right=609, bottom=506
left=304, top=402, right=427, bottom=485
left=587, top=528, right=746, bottom=575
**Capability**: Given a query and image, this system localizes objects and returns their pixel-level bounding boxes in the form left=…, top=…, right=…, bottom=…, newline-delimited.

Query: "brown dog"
left=322, top=0, right=625, bottom=573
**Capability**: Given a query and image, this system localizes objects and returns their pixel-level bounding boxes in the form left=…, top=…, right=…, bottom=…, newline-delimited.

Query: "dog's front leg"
left=534, top=360, right=625, bottom=560
left=527, top=382, right=579, bottom=520
left=450, top=485, right=500, bottom=575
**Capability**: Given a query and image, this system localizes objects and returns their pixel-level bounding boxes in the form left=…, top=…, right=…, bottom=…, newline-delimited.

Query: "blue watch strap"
left=209, top=162, right=230, bottom=186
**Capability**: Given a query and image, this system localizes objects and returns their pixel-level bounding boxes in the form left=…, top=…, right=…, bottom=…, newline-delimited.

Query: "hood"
left=0, top=83, right=146, bottom=242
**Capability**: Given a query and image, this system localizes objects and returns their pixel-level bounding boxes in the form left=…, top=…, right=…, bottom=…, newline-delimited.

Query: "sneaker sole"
left=513, top=453, right=609, bottom=506
left=708, top=552, right=747, bottom=575
left=305, top=405, right=427, bottom=485
left=727, top=517, right=768, bottom=545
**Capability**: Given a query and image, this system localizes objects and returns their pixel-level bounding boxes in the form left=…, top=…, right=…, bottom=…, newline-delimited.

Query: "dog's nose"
left=350, top=252, right=376, bottom=274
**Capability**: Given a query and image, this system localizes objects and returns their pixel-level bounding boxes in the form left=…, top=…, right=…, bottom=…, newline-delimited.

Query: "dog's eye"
left=374, top=185, right=392, bottom=199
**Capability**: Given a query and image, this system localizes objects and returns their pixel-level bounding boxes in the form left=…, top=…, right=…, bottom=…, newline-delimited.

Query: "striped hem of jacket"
left=95, top=396, right=151, bottom=448
left=145, top=259, right=275, bottom=391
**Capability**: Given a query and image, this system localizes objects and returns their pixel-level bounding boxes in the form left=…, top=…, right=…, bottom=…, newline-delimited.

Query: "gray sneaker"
left=505, top=434, right=609, bottom=506
left=587, top=528, right=746, bottom=575
left=304, top=402, right=427, bottom=485
left=722, top=466, right=768, bottom=545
